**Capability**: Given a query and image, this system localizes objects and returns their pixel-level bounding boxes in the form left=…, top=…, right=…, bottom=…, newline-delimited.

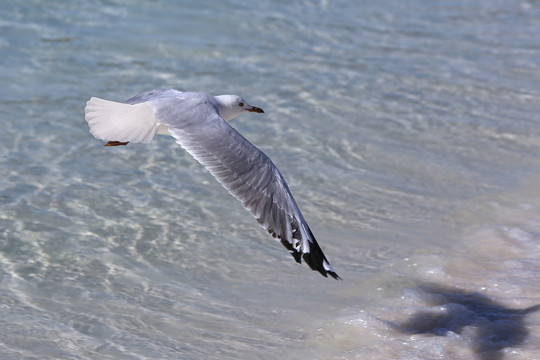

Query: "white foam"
left=301, top=175, right=540, bottom=359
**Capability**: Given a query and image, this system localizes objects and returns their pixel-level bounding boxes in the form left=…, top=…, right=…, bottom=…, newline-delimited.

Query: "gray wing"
left=125, top=88, right=184, bottom=104
left=165, top=111, right=339, bottom=279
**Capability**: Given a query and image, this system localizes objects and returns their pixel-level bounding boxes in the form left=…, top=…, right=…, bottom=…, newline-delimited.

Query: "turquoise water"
left=2, top=1, right=540, bottom=359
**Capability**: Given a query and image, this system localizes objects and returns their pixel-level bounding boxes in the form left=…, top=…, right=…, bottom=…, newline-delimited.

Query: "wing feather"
left=166, top=114, right=339, bottom=279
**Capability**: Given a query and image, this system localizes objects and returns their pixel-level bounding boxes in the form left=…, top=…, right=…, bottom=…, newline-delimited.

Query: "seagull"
left=84, top=89, right=340, bottom=279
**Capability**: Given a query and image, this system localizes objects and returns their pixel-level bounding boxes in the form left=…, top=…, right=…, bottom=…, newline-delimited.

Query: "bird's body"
left=84, top=89, right=339, bottom=279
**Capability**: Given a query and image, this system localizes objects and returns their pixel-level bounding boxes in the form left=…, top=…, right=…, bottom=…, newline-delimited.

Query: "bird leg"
left=105, top=141, right=129, bottom=146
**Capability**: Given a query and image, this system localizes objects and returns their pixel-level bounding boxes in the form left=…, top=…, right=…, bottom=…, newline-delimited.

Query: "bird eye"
left=238, top=102, right=244, bottom=107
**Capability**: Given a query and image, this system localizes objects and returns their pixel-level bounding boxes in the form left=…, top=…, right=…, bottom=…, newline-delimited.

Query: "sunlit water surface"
left=2, top=1, right=540, bottom=359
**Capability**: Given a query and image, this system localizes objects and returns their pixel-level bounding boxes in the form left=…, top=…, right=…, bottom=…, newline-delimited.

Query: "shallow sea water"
left=2, top=1, right=540, bottom=359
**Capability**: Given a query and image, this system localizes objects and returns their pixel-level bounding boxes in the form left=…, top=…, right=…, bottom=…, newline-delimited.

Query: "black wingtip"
left=301, top=229, right=341, bottom=280
left=276, top=225, right=340, bottom=279
left=327, top=270, right=342, bottom=280
left=302, top=251, right=341, bottom=280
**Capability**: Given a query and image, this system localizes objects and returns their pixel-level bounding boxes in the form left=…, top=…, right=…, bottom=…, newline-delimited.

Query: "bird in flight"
left=84, top=89, right=340, bottom=279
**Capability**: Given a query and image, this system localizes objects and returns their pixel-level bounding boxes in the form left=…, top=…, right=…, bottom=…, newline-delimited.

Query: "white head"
left=214, top=95, right=264, bottom=121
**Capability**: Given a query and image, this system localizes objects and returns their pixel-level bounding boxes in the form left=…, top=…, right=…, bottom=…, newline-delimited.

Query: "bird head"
left=215, top=95, right=264, bottom=121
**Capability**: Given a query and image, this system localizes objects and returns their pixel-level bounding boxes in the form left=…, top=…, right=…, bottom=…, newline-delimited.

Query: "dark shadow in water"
left=392, top=284, right=540, bottom=360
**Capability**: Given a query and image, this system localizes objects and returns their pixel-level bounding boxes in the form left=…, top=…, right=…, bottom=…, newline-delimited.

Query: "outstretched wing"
left=165, top=112, right=340, bottom=279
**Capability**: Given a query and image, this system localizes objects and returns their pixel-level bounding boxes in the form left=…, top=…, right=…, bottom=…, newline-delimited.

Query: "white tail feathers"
left=84, top=97, right=160, bottom=144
